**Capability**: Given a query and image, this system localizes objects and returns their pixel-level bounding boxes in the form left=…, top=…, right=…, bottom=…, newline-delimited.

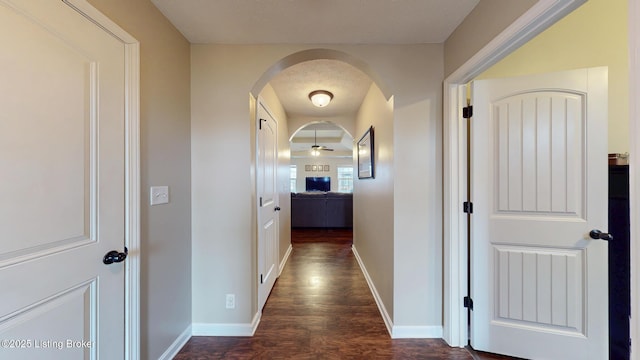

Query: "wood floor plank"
left=175, top=229, right=515, bottom=359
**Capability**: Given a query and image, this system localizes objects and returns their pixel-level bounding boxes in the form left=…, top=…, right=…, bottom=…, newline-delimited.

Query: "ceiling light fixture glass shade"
left=311, top=149, right=320, bottom=156
left=309, top=90, right=333, bottom=107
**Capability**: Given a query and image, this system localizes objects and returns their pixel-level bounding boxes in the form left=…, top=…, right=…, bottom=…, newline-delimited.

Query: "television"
left=305, top=177, right=330, bottom=192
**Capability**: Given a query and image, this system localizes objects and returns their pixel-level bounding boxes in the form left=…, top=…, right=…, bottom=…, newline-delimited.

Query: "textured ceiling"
left=151, top=0, right=480, bottom=44
left=269, top=59, right=372, bottom=118
left=271, top=60, right=370, bottom=155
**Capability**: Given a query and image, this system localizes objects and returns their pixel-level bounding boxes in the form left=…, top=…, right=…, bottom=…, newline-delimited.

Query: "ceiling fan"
left=311, top=130, right=334, bottom=152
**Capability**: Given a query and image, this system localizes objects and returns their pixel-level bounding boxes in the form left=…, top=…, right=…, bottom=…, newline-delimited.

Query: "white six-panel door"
left=257, top=101, right=279, bottom=311
left=471, top=68, right=608, bottom=359
left=0, top=0, right=127, bottom=358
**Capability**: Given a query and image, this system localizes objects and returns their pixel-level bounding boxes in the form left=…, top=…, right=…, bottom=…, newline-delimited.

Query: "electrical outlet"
left=225, top=294, right=235, bottom=309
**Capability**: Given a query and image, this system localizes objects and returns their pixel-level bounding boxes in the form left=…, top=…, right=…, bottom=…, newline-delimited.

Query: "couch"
left=291, top=192, right=353, bottom=228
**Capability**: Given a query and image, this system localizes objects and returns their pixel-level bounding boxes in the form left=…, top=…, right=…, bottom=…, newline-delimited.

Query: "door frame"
left=442, top=0, right=587, bottom=347
left=63, top=1, right=140, bottom=358
left=255, top=97, right=280, bottom=312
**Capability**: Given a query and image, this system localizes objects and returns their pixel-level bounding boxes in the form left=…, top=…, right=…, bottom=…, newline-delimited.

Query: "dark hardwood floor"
left=175, top=228, right=515, bottom=359
left=289, top=228, right=354, bottom=244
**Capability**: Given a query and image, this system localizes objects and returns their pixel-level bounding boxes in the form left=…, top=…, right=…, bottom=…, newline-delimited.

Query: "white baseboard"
left=250, top=311, right=261, bottom=335
left=157, top=325, right=192, bottom=360
left=351, top=245, right=393, bottom=336
left=279, top=244, right=293, bottom=275
left=391, top=325, right=443, bottom=339
left=352, top=245, right=443, bottom=340
left=192, top=311, right=262, bottom=337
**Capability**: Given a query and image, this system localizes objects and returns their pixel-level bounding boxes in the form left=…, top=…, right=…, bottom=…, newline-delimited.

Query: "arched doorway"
left=289, top=121, right=354, bottom=194
left=251, top=49, right=392, bottom=315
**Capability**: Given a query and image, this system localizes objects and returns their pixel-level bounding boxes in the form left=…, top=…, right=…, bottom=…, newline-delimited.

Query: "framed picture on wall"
left=318, top=165, right=324, bottom=172
left=312, top=165, right=317, bottom=171
left=324, top=165, right=330, bottom=171
left=305, top=165, right=311, bottom=171
left=357, top=126, right=374, bottom=179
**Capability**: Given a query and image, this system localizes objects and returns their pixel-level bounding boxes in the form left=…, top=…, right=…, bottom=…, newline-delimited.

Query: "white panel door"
left=471, top=68, right=608, bottom=359
left=257, top=101, right=279, bottom=311
left=0, top=1, right=127, bottom=359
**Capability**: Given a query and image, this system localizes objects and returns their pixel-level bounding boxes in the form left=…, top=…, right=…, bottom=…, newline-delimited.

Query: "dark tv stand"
left=290, top=192, right=353, bottom=228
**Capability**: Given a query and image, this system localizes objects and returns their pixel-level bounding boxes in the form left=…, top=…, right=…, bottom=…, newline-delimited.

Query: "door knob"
left=103, top=247, right=128, bottom=265
left=589, top=230, right=613, bottom=241
left=274, top=206, right=281, bottom=211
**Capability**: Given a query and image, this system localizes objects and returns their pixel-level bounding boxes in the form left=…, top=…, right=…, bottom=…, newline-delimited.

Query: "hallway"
left=175, top=229, right=512, bottom=359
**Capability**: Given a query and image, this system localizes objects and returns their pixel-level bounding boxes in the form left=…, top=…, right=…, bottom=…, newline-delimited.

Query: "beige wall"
left=85, top=0, right=192, bottom=358
left=392, top=50, right=444, bottom=329
left=353, top=84, right=396, bottom=319
left=191, top=44, right=443, bottom=329
left=292, top=157, right=354, bottom=193
left=476, top=0, right=629, bottom=154
left=191, top=45, right=260, bottom=324
left=444, top=0, right=537, bottom=77
left=393, top=97, right=443, bottom=327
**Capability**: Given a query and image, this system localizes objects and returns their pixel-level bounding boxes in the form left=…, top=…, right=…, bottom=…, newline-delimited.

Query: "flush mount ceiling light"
left=308, top=90, right=333, bottom=107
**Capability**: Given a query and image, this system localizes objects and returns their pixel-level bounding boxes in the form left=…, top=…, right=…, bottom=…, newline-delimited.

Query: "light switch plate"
left=150, top=186, right=169, bottom=205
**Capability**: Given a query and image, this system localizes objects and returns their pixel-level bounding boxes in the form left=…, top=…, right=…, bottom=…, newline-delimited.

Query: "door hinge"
left=260, top=274, right=264, bottom=284
left=464, top=296, right=474, bottom=310
left=259, top=118, right=266, bottom=129
left=260, top=197, right=263, bottom=207
left=463, top=105, right=473, bottom=119
left=463, top=201, right=473, bottom=214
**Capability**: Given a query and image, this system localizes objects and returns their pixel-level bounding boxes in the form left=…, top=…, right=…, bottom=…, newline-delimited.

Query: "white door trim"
left=628, top=1, right=640, bottom=356
left=442, top=0, right=587, bottom=347
left=256, top=97, right=280, bottom=312
left=63, top=1, right=140, bottom=359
